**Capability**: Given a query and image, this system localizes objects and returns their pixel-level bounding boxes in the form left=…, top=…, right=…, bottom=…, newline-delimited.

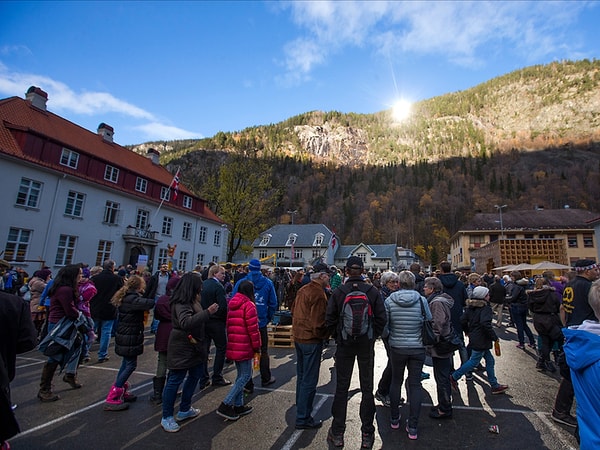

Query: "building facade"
left=0, top=87, right=225, bottom=274
left=334, top=243, right=403, bottom=272
left=450, top=207, right=598, bottom=272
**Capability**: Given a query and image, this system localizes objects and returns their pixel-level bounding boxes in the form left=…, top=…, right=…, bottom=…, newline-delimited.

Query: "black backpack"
left=339, top=283, right=373, bottom=342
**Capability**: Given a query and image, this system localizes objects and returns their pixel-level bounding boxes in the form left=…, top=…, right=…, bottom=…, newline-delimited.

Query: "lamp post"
left=290, top=233, right=298, bottom=269
left=287, top=209, right=298, bottom=225
left=495, top=204, right=507, bottom=239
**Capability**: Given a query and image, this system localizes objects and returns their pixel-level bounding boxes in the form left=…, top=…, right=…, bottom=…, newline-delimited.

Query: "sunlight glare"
left=392, top=99, right=412, bottom=122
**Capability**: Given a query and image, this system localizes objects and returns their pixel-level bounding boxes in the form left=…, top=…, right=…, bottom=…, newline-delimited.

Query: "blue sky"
left=1, top=1, right=599, bottom=145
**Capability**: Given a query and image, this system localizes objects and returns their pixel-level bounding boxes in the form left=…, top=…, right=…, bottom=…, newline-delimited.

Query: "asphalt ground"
left=8, top=317, right=579, bottom=450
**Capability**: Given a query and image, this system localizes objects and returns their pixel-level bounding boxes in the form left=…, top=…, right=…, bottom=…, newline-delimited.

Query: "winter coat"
left=427, top=292, right=454, bottom=358
left=563, top=275, right=595, bottom=327
left=233, top=270, right=278, bottom=328
left=564, top=322, right=600, bottom=450
left=154, top=293, right=173, bottom=353
left=167, top=301, right=211, bottom=370
left=326, top=276, right=386, bottom=345
left=77, top=279, right=97, bottom=318
left=383, top=289, right=431, bottom=350
left=438, top=273, right=467, bottom=334
left=488, top=281, right=506, bottom=305
left=144, top=270, right=171, bottom=299
left=225, top=292, right=261, bottom=361
left=528, top=286, right=562, bottom=338
left=90, top=269, right=122, bottom=320
left=291, top=280, right=329, bottom=344
left=200, top=277, right=228, bottom=321
left=114, top=292, right=154, bottom=358
left=505, top=281, right=527, bottom=306
left=28, top=276, right=47, bottom=314
left=461, top=299, right=497, bottom=351
left=48, top=286, right=80, bottom=324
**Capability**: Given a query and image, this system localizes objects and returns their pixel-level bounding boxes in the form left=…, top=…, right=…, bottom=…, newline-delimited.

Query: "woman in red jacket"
left=217, top=280, right=261, bottom=421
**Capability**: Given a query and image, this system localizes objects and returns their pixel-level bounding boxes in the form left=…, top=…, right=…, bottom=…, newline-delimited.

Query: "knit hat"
left=248, top=259, right=261, bottom=271
left=36, top=269, right=52, bottom=280
left=471, top=286, right=490, bottom=299
left=82, top=267, right=91, bottom=279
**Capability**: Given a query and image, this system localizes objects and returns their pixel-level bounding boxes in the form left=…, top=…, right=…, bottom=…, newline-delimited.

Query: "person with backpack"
left=383, top=270, right=431, bottom=440
left=325, top=256, right=386, bottom=449
left=505, top=271, right=536, bottom=350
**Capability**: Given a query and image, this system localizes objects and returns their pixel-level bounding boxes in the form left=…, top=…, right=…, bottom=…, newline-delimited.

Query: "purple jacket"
left=154, top=293, right=172, bottom=352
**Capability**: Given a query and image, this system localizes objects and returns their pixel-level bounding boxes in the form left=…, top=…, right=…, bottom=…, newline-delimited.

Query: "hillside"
left=132, top=59, right=600, bottom=265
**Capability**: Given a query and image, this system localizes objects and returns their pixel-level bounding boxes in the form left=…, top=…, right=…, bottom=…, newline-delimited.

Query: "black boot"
left=38, top=361, right=60, bottom=402
left=150, top=376, right=165, bottom=405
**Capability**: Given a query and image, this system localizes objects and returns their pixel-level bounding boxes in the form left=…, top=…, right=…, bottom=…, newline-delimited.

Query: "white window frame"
left=259, top=234, right=272, bottom=246
left=198, top=226, right=207, bottom=244
left=103, top=201, right=120, bottom=225
left=162, top=217, right=173, bottom=236
left=160, top=186, right=170, bottom=201
left=259, top=249, right=268, bottom=259
left=4, top=227, right=31, bottom=262
left=211, top=255, right=219, bottom=264
left=136, top=209, right=150, bottom=229
left=213, top=230, right=221, bottom=246
left=294, top=249, right=302, bottom=259
left=285, top=233, right=298, bottom=246
left=277, top=249, right=285, bottom=259
left=104, top=165, right=119, bottom=183
left=16, top=178, right=43, bottom=208
left=183, top=195, right=192, bottom=209
left=135, top=177, right=148, bottom=193
left=182, top=222, right=192, bottom=240
left=65, top=191, right=86, bottom=217
left=96, top=240, right=113, bottom=266
left=178, top=251, right=188, bottom=272
left=312, top=249, right=321, bottom=259
left=55, top=234, right=77, bottom=266
left=313, top=233, right=324, bottom=246
left=60, top=148, right=79, bottom=169
left=196, top=253, right=205, bottom=267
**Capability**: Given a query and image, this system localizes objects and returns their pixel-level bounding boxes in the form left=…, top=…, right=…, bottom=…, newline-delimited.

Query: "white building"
left=0, top=87, right=226, bottom=274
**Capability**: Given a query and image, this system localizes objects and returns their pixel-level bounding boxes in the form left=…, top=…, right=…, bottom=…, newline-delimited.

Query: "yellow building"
left=449, top=207, right=597, bottom=273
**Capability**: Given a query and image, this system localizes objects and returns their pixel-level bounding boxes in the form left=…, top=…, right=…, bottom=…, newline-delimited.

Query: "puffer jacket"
left=428, top=292, right=454, bottom=358
left=461, top=299, right=497, bottom=351
left=384, top=289, right=431, bottom=350
left=232, top=271, right=278, bottom=328
left=28, top=276, right=47, bottom=314
left=114, top=292, right=154, bottom=357
left=168, top=301, right=211, bottom=370
left=527, top=286, right=560, bottom=314
left=225, top=292, right=261, bottom=361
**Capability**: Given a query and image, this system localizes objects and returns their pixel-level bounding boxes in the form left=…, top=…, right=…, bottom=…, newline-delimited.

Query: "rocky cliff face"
left=294, top=123, right=369, bottom=166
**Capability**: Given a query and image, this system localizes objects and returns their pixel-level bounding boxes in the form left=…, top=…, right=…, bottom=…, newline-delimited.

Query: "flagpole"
left=151, top=166, right=180, bottom=227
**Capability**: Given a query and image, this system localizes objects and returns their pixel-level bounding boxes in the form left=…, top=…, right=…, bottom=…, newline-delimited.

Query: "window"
left=55, top=234, right=77, bottom=265
left=313, top=233, right=324, bottom=246
left=183, top=195, right=192, bottom=209
left=178, top=251, right=188, bottom=272
left=259, top=234, right=272, bottom=246
left=356, top=252, right=367, bottom=263
left=259, top=249, right=268, bottom=259
left=312, top=249, right=321, bottom=259
left=285, top=233, right=298, bottom=246
left=162, top=217, right=173, bottom=236
left=16, top=178, right=43, bottom=208
left=294, top=249, right=302, bottom=259
left=135, top=177, right=147, bottom=193
left=277, top=249, right=285, bottom=259
left=567, top=235, right=578, bottom=248
left=160, top=187, right=170, bottom=201
left=103, top=201, right=120, bottom=224
left=539, top=233, right=555, bottom=239
left=136, top=209, right=149, bottom=229
left=96, top=240, right=113, bottom=266
left=60, top=148, right=79, bottom=169
left=158, top=248, right=169, bottom=266
left=213, top=230, right=221, bottom=246
left=583, top=234, right=594, bottom=248
left=104, top=165, right=119, bottom=183
left=212, top=255, right=219, bottom=264
left=4, top=227, right=31, bottom=261
left=196, top=253, right=205, bottom=267
left=182, top=222, right=192, bottom=240
left=65, top=191, right=85, bottom=217
left=198, top=226, right=207, bottom=243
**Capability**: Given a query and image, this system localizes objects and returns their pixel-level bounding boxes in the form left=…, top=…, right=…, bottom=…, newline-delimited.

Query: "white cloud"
left=133, top=122, right=203, bottom=141
left=280, top=0, right=591, bottom=79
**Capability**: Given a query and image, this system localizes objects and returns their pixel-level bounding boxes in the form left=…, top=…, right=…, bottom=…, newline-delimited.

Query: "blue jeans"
left=115, top=356, right=137, bottom=388
left=162, top=364, right=203, bottom=418
left=96, top=319, right=114, bottom=359
left=511, top=304, right=535, bottom=346
left=223, top=359, right=253, bottom=407
left=295, top=341, right=323, bottom=425
left=389, top=348, right=425, bottom=428
left=452, top=349, right=499, bottom=388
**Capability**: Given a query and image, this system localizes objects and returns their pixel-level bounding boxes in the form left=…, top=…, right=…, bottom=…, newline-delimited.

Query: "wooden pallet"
left=267, top=324, right=294, bottom=348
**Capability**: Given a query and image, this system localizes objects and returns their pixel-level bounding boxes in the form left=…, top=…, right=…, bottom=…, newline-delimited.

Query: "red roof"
left=0, top=93, right=222, bottom=224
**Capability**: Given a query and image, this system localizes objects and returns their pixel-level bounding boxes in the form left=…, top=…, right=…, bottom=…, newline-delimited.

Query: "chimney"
left=25, top=86, right=48, bottom=110
left=97, top=123, right=114, bottom=143
left=146, top=148, right=160, bottom=164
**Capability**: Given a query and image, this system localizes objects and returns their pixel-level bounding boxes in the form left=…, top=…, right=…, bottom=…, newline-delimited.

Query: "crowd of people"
left=1, top=255, right=599, bottom=449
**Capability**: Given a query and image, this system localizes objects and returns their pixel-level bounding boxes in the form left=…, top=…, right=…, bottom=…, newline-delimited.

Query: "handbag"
left=434, top=329, right=462, bottom=353
left=420, top=298, right=437, bottom=346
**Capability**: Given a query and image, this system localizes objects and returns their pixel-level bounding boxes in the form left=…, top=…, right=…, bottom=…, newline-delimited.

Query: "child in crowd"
left=104, top=275, right=155, bottom=411
left=77, top=267, right=98, bottom=362
left=217, top=280, right=261, bottom=421
left=450, top=286, right=509, bottom=395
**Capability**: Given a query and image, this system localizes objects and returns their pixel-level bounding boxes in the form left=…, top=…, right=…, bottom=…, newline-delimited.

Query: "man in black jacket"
left=325, top=256, right=386, bottom=449
left=488, top=275, right=506, bottom=327
left=199, top=264, right=230, bottom=387
left=91, top=260, right=123, bottom=363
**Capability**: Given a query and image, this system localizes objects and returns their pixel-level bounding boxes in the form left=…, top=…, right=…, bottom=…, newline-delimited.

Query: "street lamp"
left=287, top=209, right=298, bottom=225
left=495, top=204, right=507, bottom=239
left=289, top=233, right=298, bottom=268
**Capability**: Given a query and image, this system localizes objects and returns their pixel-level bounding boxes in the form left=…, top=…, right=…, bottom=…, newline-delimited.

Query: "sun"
left=392, top=99, right=412, bottom=122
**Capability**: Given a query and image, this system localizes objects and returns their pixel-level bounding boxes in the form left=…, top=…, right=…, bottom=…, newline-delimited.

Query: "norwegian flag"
left=331, top=233, right=336, bottom=249
left=170, top=168, right=180, bottom=200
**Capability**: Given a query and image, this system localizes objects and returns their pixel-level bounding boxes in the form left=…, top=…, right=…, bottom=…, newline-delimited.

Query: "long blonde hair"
left=111, top=275, right=146, bottom=307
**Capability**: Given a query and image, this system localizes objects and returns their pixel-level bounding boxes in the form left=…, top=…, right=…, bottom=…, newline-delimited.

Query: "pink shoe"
left=103, top=385, right=129, bottom=411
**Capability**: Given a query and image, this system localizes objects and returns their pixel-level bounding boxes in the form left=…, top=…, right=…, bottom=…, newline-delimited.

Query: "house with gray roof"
left=334, top=243, right=404, bottom=272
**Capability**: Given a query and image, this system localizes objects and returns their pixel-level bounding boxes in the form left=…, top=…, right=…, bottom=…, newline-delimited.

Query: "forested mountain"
left=132, top=60, right=600, bottom=265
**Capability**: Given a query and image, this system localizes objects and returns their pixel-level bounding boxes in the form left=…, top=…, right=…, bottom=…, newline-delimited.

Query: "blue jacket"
left=383, top=289, right=431, bottom=350
left=564, top=323, right=600, bottom=450
left=233, top=271, right=278, bottom=328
